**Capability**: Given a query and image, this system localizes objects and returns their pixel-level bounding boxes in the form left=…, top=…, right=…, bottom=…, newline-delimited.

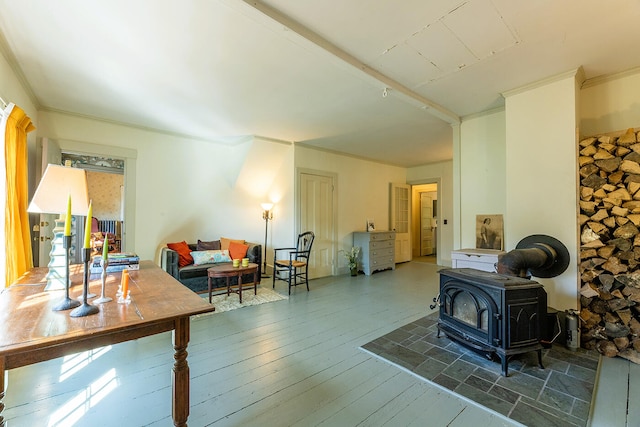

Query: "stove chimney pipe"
left=496, top=234, right=569, bottom=279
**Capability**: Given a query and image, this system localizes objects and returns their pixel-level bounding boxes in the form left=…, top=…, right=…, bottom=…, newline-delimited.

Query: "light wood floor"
left=4, top=262, right=522, bottom=426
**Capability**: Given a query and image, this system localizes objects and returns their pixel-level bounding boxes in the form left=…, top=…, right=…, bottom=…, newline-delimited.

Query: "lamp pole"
left=261, top=203, right=273, bottom=277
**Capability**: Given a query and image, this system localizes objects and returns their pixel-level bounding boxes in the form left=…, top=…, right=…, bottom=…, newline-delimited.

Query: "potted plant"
left=340, top=247, right=360, bottom=276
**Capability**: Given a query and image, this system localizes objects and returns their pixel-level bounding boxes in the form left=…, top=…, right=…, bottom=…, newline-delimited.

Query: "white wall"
left=294, top=146, right=406, bottom=270
left=407, top=160, right=454, bottom=266
left=33, top=110, right=407, bottom=275
left=0, top=51, right=39, bottom=197
left=36, top=111, right=293, bottom=266
left=503, top=72, right=580, bottom=310
left=459, top=109, right=506, bottom=249
left=0, top=53, right=37, bottom=123
left=581, top=69, right=640, bottom=136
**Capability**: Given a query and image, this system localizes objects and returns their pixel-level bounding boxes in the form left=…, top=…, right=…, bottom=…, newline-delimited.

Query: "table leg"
left=238, top=274, right=243, bottom=303
left=172, top=317, right=190, bottom=427
left=208, top=275, right=212, bottom=303
left=0, top=356, right=5, bottom=427
left=253, top=269, right=258, bottom=296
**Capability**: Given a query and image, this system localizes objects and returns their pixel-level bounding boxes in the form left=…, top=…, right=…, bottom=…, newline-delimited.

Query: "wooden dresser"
left=353, top=231, right=396, bottom=275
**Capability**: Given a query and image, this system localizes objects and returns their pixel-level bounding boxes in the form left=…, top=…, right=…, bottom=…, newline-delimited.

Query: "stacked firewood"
left=579, top=127, right=640, bottom=364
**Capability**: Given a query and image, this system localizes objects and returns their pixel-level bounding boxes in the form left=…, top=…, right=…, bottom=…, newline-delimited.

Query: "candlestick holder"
left=117, top=290, right=131, bottom=304
left=117, top=270, right=131, bottom=304
left=94, top=258, right=113, bottom=304
left=70, top=248, right=100, bottom=317
left=52, top=235, right=81, bottom=311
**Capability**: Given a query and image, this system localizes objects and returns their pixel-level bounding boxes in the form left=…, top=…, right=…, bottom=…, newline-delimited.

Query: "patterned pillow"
left=190, top=250, right=232, bottom=265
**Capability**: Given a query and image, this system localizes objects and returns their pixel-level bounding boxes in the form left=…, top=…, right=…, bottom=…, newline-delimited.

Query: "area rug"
left=193, top=287, right=288, bottom=317
left=360, top=312, right=599, bottom=427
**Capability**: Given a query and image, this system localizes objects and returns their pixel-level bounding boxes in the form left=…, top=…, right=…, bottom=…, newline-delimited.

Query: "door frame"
left=56, top=139, right=137, bottom=254
left=408, top=178, right=442, bottom=265
left=295, top=167, right=338, bottom=276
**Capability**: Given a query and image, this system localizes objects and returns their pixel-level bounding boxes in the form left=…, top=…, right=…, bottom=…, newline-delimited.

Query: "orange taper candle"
left=121, top=269, right=129, bottom=298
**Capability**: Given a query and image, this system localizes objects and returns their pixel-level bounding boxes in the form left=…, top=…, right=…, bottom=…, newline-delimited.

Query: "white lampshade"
left=261, top=202, right=274, bottom=211
left=28, top=164, right=90, bottom=215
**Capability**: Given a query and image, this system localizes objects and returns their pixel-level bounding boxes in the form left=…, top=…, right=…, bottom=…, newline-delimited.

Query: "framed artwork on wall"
left=476, top=214, right=504, bottom=250
left=366, top=219, right=375, bottom=232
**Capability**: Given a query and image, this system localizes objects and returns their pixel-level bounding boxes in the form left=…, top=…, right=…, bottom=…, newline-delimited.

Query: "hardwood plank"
left=626, top=360, right=640, bottom=426
left=360, top=381, right=445, bottom=426
left=0, top=262, right=581, bottom=426
left=588, top=356, right=628, bottom=427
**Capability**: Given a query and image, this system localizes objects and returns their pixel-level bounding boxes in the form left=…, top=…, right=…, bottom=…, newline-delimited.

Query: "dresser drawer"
left=369, top=232, right=394, bottom=241
left=369, top=239, right=394, bottom=250
left=370, top=247, right=394, bottom=258
left=371, top=255, right=394, bottom=268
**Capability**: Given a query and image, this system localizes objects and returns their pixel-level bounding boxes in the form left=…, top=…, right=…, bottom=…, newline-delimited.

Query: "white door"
left=390, top=183, right=411, bottom=263
left=299, top=172, right=334, bottom=278
left=420, top=193, right=434, bottom=256
left=36, top=138, right=62, bottom=267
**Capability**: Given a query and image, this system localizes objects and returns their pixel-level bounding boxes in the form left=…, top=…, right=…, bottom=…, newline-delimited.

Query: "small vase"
left=350, top=267, right=357, bottom=277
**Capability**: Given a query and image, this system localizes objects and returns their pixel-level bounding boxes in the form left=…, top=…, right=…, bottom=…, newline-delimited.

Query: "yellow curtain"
left=5, top=104, right=35, bottom=287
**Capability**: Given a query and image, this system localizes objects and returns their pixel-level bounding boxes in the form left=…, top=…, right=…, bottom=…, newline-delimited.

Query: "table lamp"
left=28, top=164, right=90, bottom=291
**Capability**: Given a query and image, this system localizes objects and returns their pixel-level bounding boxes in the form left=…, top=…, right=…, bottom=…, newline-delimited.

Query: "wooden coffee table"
left=207, top=263, right=258, bottom=303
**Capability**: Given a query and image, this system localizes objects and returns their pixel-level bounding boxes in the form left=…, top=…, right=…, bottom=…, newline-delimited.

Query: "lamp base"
left=44, top=218, right=67, bottom=291
left=69, top=302, right=100, bottom=317
left=52, top=296, right=81, bottom=311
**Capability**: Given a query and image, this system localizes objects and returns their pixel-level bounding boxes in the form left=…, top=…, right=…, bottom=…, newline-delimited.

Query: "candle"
left=83, top=201, right=92, bottom=249
left=121, top=269, right=129, bottom=298
left=102, top=232, right=109, bottom=261
left=64, top=194, right=72, bottom=236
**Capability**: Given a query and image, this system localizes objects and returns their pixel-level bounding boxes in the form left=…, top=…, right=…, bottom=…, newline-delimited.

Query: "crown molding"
left=502, top=68, right=583, bottom=98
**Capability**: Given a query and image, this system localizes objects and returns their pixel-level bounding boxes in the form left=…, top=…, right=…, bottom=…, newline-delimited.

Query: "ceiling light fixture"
left=382, top=87, right=389, bottom=98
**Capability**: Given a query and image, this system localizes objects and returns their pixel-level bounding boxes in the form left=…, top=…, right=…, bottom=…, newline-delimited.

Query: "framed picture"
left=366, top=219, right=375, bottom=232
left=476, top=214, right=504, bottom=250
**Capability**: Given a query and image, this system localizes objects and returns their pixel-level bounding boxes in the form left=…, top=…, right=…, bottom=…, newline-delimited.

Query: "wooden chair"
left=272, top=231, right=315, bottom=295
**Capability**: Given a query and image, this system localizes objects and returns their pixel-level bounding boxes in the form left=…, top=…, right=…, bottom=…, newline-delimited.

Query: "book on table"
left=90, top=253, right=140, bottom=274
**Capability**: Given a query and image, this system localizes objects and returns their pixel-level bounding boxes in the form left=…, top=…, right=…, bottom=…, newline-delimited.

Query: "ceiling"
left=1, top=1, right=639, bottom=167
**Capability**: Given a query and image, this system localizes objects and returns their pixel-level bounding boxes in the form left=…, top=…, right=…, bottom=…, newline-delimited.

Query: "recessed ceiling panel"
left=406, top=20, right=478, bottom=77
left=442, top=0, right=518, bottom=59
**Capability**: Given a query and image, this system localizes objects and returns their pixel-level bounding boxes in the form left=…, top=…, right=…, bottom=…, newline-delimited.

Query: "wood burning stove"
left=436, top=268, right=547, bottom=376
left=433, top=235, right=570, bottom=376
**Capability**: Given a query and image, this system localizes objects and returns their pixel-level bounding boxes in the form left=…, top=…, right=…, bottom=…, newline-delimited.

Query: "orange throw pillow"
left=167, top=241, right=193, bottom=267
left=228, top=241, right=249, bottom=260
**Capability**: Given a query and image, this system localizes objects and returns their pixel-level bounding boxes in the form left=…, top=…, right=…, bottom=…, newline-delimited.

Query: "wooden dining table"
left=0, top=260, right=214, bottom=427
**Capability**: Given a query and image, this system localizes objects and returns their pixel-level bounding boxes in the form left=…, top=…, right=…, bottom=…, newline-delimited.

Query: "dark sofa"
left=161, top=242, right=262, bottom=294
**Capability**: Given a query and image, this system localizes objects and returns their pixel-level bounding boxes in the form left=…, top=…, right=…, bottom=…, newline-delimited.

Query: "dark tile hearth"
left=361, top=313, right=600, bottom=427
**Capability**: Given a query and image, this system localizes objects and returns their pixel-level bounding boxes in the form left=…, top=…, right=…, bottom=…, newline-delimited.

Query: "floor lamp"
left=261, top=203, right=273, bottom=277
left=28, top=164, right=90, bottom=291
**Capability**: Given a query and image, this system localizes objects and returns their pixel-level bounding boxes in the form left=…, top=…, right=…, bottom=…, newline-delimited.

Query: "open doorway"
left=32, top=138, right=136, bottom=268
left=63, top=153, right=125, bottom=261
left=411, top=183, right=438, bottom=264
